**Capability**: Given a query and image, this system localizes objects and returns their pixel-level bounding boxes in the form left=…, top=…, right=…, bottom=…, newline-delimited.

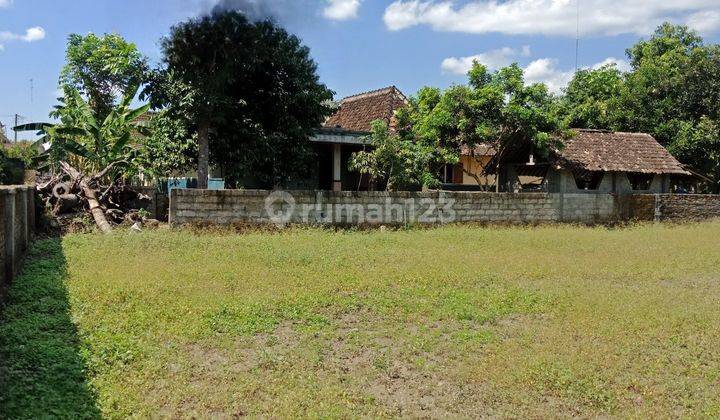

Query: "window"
left=626, top=172, right=654, bottom=190
left=571, top=169, right=604, bottom=190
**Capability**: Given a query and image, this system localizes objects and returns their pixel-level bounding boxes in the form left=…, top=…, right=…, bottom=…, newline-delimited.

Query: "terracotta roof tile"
left=324, top=86, right=408, bottom=133
left=558, top=129, right=689, bottom=175
left=461, top=143, right=496, bottom=157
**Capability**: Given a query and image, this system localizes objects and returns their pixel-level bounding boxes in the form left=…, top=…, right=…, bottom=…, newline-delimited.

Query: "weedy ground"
left=1, top=222, right=720, bottom=418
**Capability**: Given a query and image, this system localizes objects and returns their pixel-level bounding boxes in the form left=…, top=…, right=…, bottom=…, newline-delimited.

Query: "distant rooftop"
left=557, top=129, right=689, bottom=175
left=323, top=86, right=408, bottom=133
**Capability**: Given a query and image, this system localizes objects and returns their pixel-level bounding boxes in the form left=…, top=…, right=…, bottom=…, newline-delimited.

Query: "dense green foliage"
left=48, top=85, right=150, bottom=179
left=2, top=224, right=720, bottom=417
left=351, top=63, right=566, bottom=189
left=349, top=120, right=446, bottom=190
left=137, top=110, right=197, bottom=178
left=4, top=142, right=40, bottom=170
left=146, top=11, right=334, bottom=187
left=60, top=33, right=148, bottom=119
left=558, top=64, right=625, bottom=129
left=559, top=23, right=720, bottom=190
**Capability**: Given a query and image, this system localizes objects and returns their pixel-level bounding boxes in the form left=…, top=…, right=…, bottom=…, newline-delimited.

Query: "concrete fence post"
left=17, top=188, right=28, bottom=252
left=654, top=194, right=662, bottom=222
left=27, top=186, right=35, bottom=234
left=3, top=188, right=17, bottom=282
left=168, top=188, right=177, bottom=225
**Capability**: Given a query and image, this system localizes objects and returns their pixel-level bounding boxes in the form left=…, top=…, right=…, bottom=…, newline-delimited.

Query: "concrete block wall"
left=1, top=186, right=34, bottom=295
left=656, top=194, right=720, bottom=222
left=169, top=189, right=624, bottom=226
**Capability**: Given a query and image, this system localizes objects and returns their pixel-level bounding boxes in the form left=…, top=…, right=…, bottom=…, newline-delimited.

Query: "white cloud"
left=323, top=0, right=361, bottom=21
left=524, top=57, right=631, bottom=93
left=0, top=26, right=45, bottom=51
left=592, top=57, right=631, bottom=73
left=441, top=46, right=530, bottom=74
left=524, top=59, right=574, bottom=93
left=20, top=26, right=45, bottom=41
left=0, top=0, right=11, bottom=8
left=384, top=0, right=720, bottom=36
left=685, top=10, right=720, bottom=33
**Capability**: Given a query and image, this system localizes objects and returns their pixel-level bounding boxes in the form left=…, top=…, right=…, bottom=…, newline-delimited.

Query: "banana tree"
left=46, top=84, right=150, bottom=233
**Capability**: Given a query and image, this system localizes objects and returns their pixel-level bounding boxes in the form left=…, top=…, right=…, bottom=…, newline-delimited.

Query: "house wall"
left=548, top=169, right=669, bottom=195
left=656, top=194, right=720, bottom=221
left=459, top=155, right=496, bottom=186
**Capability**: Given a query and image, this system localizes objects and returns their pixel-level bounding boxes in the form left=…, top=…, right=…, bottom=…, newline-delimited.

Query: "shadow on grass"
left=0, top=238, right=101, bottom=419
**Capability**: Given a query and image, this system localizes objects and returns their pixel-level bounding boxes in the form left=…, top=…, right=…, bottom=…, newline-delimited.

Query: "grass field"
left=2, top=223, right=720, bottom=418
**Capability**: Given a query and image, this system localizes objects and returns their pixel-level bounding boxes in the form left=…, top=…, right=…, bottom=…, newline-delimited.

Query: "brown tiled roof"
left=461, top=143, right=496, bottom=157
left=557, top=129, right=689, bottom=175
left=324, top=86, right=408, bottom=133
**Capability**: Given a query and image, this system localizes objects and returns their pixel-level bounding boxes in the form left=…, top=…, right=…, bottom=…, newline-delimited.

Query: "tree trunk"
left=81, top=180, right=113, bottom=234
left=197, top=121, right=210, bottom=190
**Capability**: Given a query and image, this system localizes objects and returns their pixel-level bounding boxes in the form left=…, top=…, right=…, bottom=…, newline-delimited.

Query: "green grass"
left=2, top=222, right=720, bottom=417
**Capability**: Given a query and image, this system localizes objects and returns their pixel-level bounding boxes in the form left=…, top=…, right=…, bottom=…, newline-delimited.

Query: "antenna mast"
left=575, top=0, right=580, bottom=72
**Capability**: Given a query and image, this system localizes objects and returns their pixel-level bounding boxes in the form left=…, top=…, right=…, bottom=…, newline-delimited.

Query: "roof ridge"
left=574, top=128, right=652, bottom=137
left=341, top=86, right=402, bottom=103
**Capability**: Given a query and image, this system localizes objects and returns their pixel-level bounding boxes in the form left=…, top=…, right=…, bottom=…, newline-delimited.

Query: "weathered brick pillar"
left=168, top=188, right=177, bottom=225
left=3, top=188, right=17, bottom=282
left=26, top=186, right=35, bottom=235
left=16, top=187, right=28, bottom=252
left=0, top=189, right=6, bottom=287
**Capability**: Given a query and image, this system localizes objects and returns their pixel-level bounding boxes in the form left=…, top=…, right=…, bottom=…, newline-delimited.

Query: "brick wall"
left=656, top=194, right=720, bottom=222
left=169, top=189, right=624, bottom=226
left=1, top=186, right=35, bottom=298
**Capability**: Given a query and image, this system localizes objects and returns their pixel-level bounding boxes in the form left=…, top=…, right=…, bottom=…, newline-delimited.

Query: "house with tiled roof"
left=309, top=86, right=408, bottom=191
left=492, top=129, right=691, bottom=194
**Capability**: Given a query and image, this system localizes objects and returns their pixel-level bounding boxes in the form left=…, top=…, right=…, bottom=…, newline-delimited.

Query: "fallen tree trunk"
left=81, top=180, right=114, bottom=234
left=59, top=161, right=117, bottom=234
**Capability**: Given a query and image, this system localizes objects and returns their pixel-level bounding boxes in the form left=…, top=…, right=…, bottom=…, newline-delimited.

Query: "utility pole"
left=14, top=114, right=18, bottom=143
left=30, top=78, right=34, bottom=104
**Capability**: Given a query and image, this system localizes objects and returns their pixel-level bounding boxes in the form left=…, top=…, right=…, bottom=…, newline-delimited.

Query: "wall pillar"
left=17, top=188, right=28, bottom=252
left=332, top=143, right=342, bottom=192
left=3, top=189, right=17, bottom=282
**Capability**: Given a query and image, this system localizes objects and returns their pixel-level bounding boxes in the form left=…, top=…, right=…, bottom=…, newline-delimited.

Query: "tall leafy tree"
left=401, top=63, right=566, bottom=190
left=60, top=33, right=149, bottom=118
left=349, top=120, right=443, bottom=191
left=557, top=64, right=625, bottom=129
left=146, top=11, right=334, bottom=188
left=619, top=24, right=720, bottom=190
left=349, top=63, right=565, bottom=191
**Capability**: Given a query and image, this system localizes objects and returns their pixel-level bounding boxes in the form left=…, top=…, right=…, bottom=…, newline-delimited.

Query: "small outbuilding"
left=498, top=129, right=691, bottom=194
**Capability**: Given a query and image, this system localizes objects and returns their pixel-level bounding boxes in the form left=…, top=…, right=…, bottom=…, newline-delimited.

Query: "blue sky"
left=1, top=0, right=719, bottom=140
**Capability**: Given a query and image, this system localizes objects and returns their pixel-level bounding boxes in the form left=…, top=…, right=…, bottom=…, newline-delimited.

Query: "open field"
left=2, top=223, right=720, bottom=418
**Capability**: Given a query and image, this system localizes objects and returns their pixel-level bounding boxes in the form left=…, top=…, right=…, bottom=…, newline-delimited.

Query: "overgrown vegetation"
left=559, top=23, right=720, bottom=191
left=2, top=224, right=719, bottom=417
left=351, top=63, right=567, bottom=190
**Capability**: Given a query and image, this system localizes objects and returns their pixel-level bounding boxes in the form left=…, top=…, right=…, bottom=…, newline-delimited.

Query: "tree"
left=621, top=24, right=720, bottom=191
left=146, top=11, right=334, bottom=188
left=557, top=64, right=625, bottom=129
left=137, top=110, right=197, bottom=179
left=60, top=33, right=149, bottom=118
left=349, top=120, right=443, bottom=191
left=395, top=63, right=566, bottom=191
left=44, top=85, right=150, bottom=233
